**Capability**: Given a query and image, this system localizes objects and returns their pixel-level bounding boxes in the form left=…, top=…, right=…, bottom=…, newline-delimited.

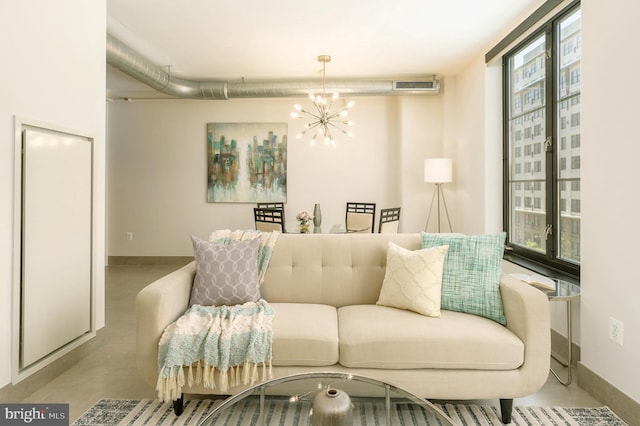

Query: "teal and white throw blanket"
left=208, top=229, right=279, bottom=284
left=157, top=300, right=275, bottom=402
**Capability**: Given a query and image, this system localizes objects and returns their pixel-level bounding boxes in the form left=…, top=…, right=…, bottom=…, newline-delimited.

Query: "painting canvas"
left=207, top=123, right=287, bottom=203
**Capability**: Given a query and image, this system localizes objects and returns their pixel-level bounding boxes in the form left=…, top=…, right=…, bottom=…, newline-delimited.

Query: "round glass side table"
left=541, top=280, right=581, bottom=386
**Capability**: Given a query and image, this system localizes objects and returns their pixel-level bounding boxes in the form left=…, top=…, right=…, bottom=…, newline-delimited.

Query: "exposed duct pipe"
left=106, top=33, right=439, bottom=100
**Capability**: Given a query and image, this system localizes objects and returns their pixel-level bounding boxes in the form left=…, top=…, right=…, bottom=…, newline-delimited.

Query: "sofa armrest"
left=500, top=273, right=551, bottom=394
left=135, top=261, right=195, bottom=386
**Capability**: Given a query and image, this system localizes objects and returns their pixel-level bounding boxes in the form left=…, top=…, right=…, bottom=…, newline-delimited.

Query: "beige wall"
left=580, top=0, right=640, bottom=403
left=442, top=63, right=500, bottom=235
left=0, top=0, right=106, bottom=387
left=107, top=95, right=450, bottom=256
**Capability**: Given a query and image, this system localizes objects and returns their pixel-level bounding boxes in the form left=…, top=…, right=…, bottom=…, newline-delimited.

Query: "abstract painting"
left=207, top=123, right=287, bottom=203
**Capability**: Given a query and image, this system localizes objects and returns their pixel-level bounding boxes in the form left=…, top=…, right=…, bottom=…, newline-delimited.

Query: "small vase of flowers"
left=296, top=210, right=314, bottom=234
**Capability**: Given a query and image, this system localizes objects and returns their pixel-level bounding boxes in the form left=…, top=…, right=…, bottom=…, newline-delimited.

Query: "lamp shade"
left=424, top=158, right=452, bottom=183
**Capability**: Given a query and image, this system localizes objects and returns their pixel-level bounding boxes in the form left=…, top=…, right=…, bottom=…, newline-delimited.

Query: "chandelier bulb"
left=294, top=104, right=302, bottom=111
left=347, top=100, right=356, bottom=108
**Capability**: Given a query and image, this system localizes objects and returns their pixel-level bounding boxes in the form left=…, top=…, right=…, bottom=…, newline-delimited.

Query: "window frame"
left=502, top=1, right=581, bottom=280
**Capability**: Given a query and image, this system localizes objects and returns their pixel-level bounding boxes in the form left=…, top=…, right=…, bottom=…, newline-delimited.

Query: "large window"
left=503, top=3, right=581, bottom=277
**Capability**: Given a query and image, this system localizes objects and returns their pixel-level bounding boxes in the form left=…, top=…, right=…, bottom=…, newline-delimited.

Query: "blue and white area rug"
left=72, top=398, right=627, bottom=426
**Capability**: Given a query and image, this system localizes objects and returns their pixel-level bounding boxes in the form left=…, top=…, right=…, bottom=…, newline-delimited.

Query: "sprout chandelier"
left=290, top=55, right=355, bottom=147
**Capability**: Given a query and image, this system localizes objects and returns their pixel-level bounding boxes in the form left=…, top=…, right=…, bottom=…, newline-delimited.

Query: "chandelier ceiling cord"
left=291, top=55, right=355, bottom=147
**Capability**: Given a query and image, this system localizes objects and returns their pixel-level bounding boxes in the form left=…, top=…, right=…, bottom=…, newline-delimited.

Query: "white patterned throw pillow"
left=376, top=242, right=449, bottom=317
left=189, top=236, right=261, bottom=307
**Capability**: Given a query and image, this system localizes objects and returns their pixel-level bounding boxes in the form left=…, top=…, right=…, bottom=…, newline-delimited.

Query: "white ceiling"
left=106, top=0, right=542, bottom=97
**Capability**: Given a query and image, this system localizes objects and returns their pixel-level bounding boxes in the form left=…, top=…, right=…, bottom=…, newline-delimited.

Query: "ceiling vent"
left=393, top=80, right=440, bottom=94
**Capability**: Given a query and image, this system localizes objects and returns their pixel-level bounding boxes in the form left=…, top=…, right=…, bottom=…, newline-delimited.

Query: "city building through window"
left=503, top=2, right=581, bottom=277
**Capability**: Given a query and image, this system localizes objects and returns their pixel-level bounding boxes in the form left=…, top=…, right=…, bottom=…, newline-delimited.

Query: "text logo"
left=0, top=404, right=68, bottom=426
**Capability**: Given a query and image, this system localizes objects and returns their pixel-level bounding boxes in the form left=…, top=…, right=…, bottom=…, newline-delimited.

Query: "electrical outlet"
left=126, top=232, right=133, bottom=241
left=609, top=317, right=624, bottom=346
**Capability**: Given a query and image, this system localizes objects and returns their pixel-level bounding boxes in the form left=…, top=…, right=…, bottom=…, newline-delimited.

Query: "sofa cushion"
left=270, top=303, right=339, bottom=366
left=338, top=305, right=523, bottom=370
left=189, top=236, right=261, bottom=307
left=376, top=242, right=448, bottom=317
left=421, top=232, right=507, bottom=324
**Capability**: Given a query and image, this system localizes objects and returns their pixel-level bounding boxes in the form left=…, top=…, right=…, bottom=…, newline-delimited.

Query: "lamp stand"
left=424, top=183, right=453, bottom=233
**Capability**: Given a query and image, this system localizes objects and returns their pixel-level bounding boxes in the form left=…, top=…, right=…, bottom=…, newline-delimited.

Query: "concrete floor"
left=19, top=264, right=603, bottom=423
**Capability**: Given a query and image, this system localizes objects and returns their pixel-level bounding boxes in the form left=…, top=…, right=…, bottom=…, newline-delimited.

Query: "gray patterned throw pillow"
left=189, top=236, right=261, bottom=307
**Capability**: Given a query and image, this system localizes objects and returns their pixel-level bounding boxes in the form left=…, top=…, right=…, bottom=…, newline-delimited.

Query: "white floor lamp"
left=424, top=158, right=453, bottom=232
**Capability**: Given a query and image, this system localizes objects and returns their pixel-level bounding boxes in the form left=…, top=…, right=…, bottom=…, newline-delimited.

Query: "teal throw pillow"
left=421, top=232, right=506, bottom=324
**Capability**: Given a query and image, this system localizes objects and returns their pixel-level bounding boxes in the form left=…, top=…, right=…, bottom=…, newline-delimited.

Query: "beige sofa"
left=136, top=233, right=550, bottom=424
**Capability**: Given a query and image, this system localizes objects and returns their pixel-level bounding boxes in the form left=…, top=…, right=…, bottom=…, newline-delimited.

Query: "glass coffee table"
left=199, top=372, right=454, bottom=425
